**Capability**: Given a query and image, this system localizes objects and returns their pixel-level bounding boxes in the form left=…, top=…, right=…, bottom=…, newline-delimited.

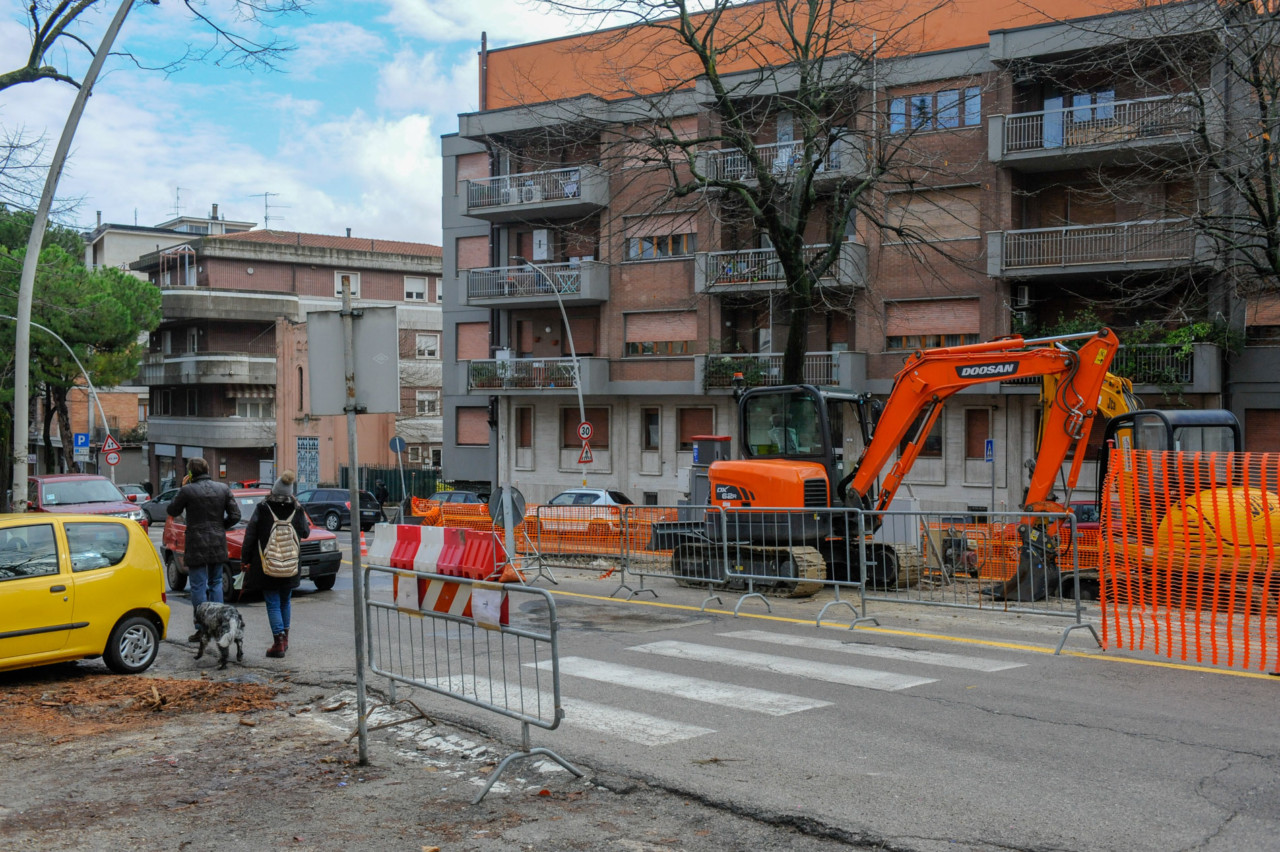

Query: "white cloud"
left=285, top=20, right=386, bottom=79
left=377, top=0, right=588, bottom=46
left=377, top=48, right=479, bottom=120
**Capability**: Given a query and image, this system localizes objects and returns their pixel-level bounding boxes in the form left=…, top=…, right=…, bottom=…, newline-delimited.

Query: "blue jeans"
left=263, top=588, right=292, bottom=636
left=188, top=563, right=225, bottom=621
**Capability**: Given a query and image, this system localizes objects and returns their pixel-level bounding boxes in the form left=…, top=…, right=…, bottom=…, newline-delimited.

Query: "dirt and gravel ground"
left=0, top=649, right=875, bottom=852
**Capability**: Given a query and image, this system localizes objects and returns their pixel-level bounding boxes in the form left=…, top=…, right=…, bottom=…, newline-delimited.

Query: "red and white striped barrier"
left=371, top=523, right=510, bottom=626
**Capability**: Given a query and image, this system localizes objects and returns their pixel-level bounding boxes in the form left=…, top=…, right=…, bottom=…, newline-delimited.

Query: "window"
left=405, top=276, right=427, bottom=301
left=416, top=390, right=439, bottom=416
left=626, top=232, right=697, bottom=260
left=155, top=390, right=172, bottom=417
left=431, top=448, right=441, bottom=467
left=899, top=412, right=943, bottom=459
left=677, top=408, right=714, bottom=451
left=517, top=407, right=533, bottom=449
left=416, top=333, right=439, bottom=359
left=408, top=446, right=422, bottom=462
left=889, top=86, right=981, bottom=133
left=456, top=407, right=490, bottom=446
left=965, top=408, right=990, bottom=459
left=0, top=524, right=58, bottom=580
left=431, top=277, right=441, bottom=303
left=641, top=408, right=660, bottom=451
left=185, top=390, right=198, bottom=417
left=624, top=311, right=697, bottom=356
left=236, top=399, right=274, bottom=419
left=624, top=212, right=698, bottom=261
left=335, top=271, right=361, bottom=298
left=562, top=407, right=609, bottom=449
left=138, top=399, right=149, bottom=422
left=66, top=522, right=129, bottom=572
left=885, top=299, right=981, bottom=351
left=297, top=366, right=304, bottom=411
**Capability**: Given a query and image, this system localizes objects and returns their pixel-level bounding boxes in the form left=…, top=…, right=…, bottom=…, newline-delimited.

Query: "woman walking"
left=242, top=470, right=311, bottom=658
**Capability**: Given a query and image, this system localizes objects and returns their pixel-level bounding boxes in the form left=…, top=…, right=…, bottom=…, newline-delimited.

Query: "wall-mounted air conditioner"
left=1013, top=285, right=1031, bottom=308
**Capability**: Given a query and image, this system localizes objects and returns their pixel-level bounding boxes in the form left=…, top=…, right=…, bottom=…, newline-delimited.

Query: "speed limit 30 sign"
left=578, top=421, right=593, bottom=441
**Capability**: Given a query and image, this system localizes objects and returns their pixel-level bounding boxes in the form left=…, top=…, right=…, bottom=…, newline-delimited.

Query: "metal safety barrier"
left=364, top=527, right=581, bottom=802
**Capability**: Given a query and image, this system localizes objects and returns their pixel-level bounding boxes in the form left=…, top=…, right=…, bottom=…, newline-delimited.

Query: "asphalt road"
left=153, top=526, right=1280, bottom=852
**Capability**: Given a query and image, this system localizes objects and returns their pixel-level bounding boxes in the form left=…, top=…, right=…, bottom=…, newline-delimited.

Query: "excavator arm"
left=839, top=329, right=1121, bottom=514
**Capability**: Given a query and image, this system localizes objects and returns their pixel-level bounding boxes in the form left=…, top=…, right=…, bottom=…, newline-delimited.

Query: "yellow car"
left=0, top=514, right=170, bottom=674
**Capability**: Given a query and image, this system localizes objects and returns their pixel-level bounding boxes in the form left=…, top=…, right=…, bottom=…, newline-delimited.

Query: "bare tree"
left=488, top=0, right=983, bottom=384
left=0, top=0, right=309, bottom=93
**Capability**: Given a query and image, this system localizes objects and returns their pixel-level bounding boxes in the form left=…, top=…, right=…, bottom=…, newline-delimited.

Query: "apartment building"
left=83, top=203, right=254, bottom=277
left=441, top=0, right=1280, bottom=510
left=132, top=230, right=444, bottom=490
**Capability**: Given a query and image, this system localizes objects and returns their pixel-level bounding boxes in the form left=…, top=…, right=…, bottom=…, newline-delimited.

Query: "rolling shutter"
left=886, top=187, right=981, bottom=241
left=457, top=407, right=490, bottom=446
left=568, top=317, right=597, bottom=355
left=625, top=311, right=697, bottom=342
left=456, top=322, right=490, bottom=360
left=624, top=211, right=698, bottom=238
left=886, top=299, right=979, bottom=336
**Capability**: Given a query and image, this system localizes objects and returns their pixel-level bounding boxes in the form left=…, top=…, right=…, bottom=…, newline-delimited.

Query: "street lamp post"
left=1, top=315, right=111, bottom=486
left=513, top=258, right=587, bottom=486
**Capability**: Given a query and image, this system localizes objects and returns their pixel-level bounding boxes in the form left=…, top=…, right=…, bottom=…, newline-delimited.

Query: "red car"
left=28, top=474, right=149, bottom=530
left=161, top=489, right=342, bottom=595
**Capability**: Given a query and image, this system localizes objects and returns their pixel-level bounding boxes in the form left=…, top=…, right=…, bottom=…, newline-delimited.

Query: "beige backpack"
left=259, top=508, right=300, bottom=578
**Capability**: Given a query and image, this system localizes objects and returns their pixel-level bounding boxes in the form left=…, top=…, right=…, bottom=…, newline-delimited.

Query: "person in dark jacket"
left=167, top=457, right=241, bottom=641
left=374, top=480, right=389, bottom=522
left=242, top=470, right=311, bottom=658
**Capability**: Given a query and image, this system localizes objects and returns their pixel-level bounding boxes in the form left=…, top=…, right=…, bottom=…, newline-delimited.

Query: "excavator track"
left=725, top=544, right=826, bottom=598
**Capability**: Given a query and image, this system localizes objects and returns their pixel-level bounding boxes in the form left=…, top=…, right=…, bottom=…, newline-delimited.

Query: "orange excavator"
left=677, top=329, right=1123, bottom=596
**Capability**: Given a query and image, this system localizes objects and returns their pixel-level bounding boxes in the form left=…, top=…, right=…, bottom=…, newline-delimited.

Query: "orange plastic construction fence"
left=1100, top=449, right=1280, bottom=672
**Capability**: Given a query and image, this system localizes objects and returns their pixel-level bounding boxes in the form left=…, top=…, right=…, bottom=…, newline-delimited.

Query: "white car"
left=537, top=488, right=634, bottom=534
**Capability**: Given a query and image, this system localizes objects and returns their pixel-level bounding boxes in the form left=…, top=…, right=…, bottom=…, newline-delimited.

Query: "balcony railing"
left=466, top=262, right=583, bottom=300
left=468, top=357, right=579, bottom=390
left=700, top=139, right=852, bottom=182
left=1112, top=344, right=1195, bottom=386
left=1001, top=219, right=1196, bottom=270
left=698, top=241, right=865, bottom=291
left=1002, top=93, right=1200, bottom=155
left=703, top=352, right=838, bottom=389
left=465, top=166, right=589, bottom=210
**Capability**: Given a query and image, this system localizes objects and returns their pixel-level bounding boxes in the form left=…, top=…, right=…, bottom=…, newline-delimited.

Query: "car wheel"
left=222, top=564, right=243, bottom=603
left=313, top=574, right=337, bottom=591
left=164, top=552, right=187, bottom=592
left=324, top=512, right=341, bottom=532
left=103, top=616, right=160, bottom=674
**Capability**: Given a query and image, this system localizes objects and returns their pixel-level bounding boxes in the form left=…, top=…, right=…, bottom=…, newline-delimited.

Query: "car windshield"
left=41, top=479, right=125, bottom=505
left=231, top=495, right=267, bottom=527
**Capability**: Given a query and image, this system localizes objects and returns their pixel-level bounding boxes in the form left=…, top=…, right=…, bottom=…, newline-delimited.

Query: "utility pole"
left=12, top=0, right=138, bottom=511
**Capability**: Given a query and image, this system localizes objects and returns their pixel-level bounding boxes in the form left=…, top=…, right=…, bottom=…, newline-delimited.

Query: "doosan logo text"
left=957, top=362, right=1019, bottom=379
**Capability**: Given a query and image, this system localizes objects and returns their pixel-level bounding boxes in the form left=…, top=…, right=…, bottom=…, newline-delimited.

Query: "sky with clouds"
left=0, top=0, right=590, bottom=246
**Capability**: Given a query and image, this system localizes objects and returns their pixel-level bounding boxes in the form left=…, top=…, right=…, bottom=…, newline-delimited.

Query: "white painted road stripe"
left=629, top=641, right=938, bottom=691
left=719, top=630, right=1026, bottom=672
left=543, top=657, right=832, bottom=716
left=432, top=675, right=715, bottom=745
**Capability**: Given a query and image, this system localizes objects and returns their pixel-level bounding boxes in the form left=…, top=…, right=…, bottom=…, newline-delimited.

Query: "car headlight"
left=320, top=539, right=338, bottom=552
left=129, top=509, right=146, bottom=522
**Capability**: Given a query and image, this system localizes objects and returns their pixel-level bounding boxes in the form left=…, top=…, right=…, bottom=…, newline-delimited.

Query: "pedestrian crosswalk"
left=529, top=630, right=1028, bottom=746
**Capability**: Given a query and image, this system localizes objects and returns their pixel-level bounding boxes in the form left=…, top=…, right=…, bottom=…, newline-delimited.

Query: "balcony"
left=698, top=138, right=865, bottom=185
left=695, top=241, right=867, bottom=293
left=1112, top=342, right=1222, bottom=395
left=138, top=352, right=277, bottom=386
left=464, top=356, right=608, bottom=395
left=989, top=93, right=1210, bottom=171
left=462, top=261, right=609, bottom=308
left=988, top=219, right=1213, bottom=279
left=146, top=416, right=276, bottom=448
left=461, top=165, right=608, bottom=222
left=699, top=351, right=867, bottom=390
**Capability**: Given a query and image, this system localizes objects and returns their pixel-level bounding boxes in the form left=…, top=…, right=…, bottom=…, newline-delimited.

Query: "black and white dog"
left=192, top=601, right=246, bottom=670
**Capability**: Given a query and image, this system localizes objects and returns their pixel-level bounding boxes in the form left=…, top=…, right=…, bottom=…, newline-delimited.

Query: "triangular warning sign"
left=578, top=440, right=593, bottom=464
left=100, top=434, right=121, bottom=453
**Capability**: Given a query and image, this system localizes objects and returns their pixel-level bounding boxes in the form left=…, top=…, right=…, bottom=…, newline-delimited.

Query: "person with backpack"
left=242, top=470, right=311, bottom=658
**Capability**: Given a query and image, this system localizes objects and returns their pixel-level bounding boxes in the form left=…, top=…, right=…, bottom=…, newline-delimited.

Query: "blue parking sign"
left=73, top=433, right=90, bottom=450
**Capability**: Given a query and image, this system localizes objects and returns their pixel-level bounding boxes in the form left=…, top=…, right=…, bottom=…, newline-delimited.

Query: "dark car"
left=162, top=489, right=342, bottom=593
left=426, top=490, right=485, bottom=504
left=28, top=474, right=149, bottom=530
left=296, top=487, right=382, bottom=532
left=141, top=487, right=180, bottom=524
